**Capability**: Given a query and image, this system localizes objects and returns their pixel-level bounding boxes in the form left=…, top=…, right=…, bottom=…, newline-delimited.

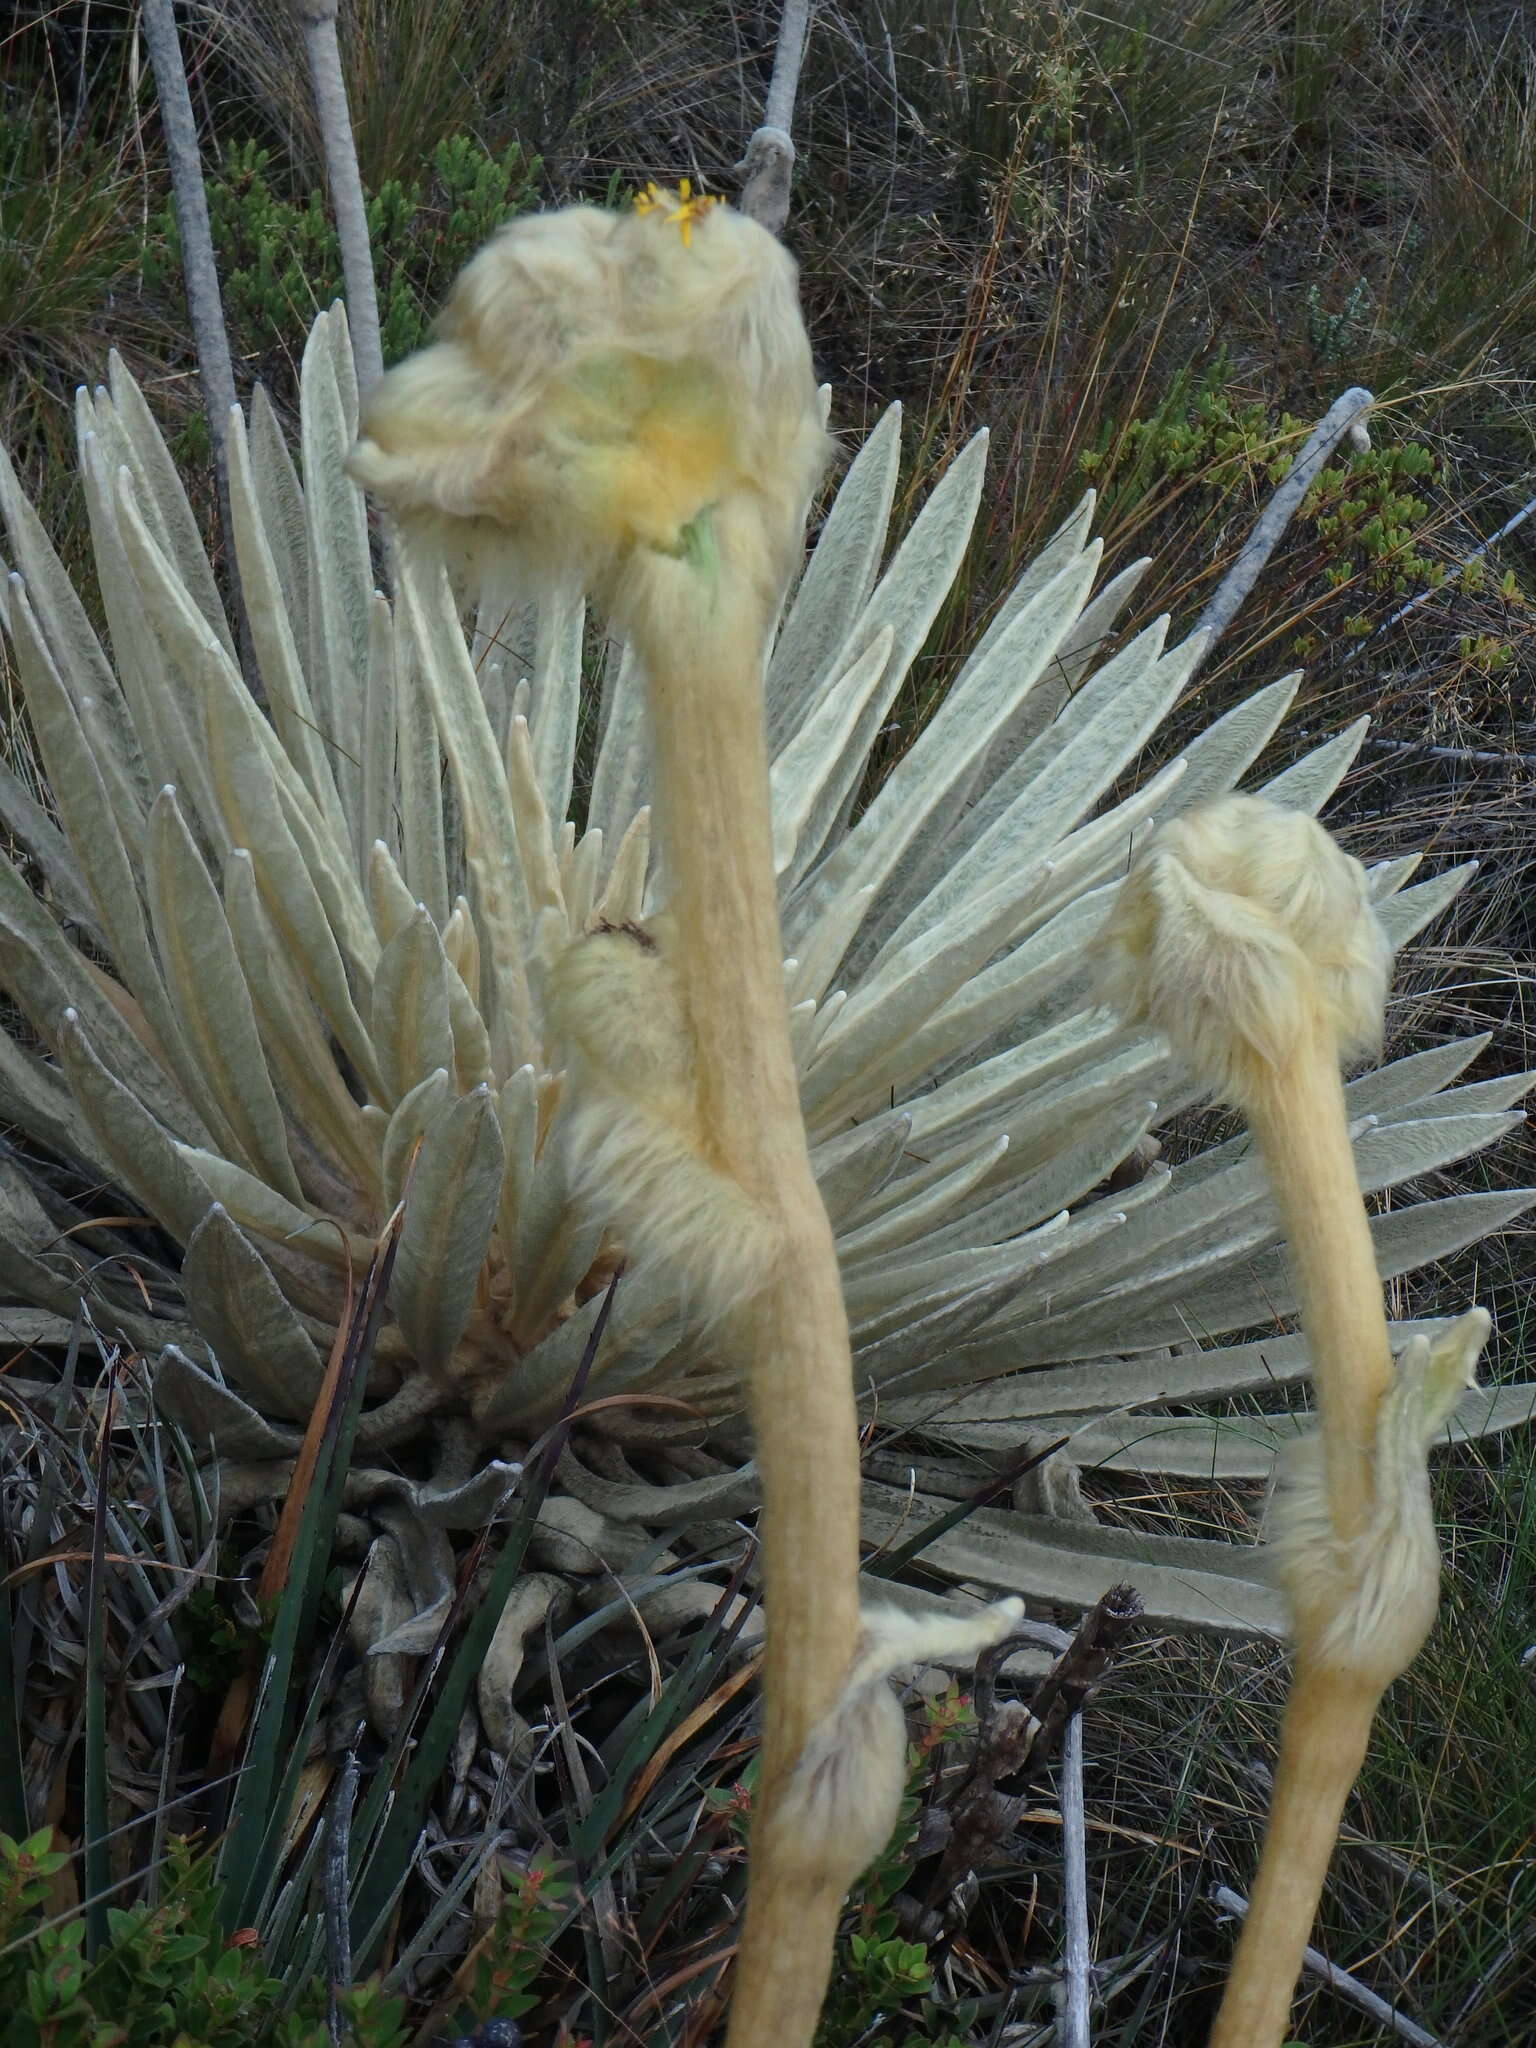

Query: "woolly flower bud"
left=544, top=920, right=780, bottom=1322
left=1098, top=794, right=1393, bottom=1105
left=347, top=189, right=830, bottom=599
left=765, top=1596, right=1024, bottom=1897
left=1268, top=1308, right=1490, bottom=1685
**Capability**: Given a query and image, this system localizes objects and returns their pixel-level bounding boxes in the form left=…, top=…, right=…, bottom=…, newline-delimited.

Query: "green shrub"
left=0, top=1833, right=408, bottom=2048
left=142, top=134, right=541, bottom=373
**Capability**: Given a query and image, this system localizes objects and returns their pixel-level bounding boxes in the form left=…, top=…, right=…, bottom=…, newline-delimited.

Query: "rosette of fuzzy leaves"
left=0, top=305, right=1531, bottom=1667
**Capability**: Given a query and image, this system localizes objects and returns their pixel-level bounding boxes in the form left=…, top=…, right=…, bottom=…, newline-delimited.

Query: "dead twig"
left=1194, top=387, right=1374, bottom=661
left=736, top=0, right=816, bottom=235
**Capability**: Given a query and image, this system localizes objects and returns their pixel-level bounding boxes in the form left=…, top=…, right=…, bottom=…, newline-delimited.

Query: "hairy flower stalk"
left=354, top=187, right=917, bottom=2044
left=1101, top=795, right=1493, bottom=2048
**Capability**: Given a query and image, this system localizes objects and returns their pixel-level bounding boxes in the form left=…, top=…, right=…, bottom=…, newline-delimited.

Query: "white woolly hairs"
left=1099, top=794, right=1394, bottom=1103
left=766, top=1597, right=1024, bottom=1896
left=1266, top=1310, right=1489, bottom=1685
left=545, top=921, right=781, bottom=1323
left=347, top=192, right=830, bottom=598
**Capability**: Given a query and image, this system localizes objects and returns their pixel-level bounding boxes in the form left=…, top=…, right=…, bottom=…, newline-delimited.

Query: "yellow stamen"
left=632, top=176, right=721, bottom=247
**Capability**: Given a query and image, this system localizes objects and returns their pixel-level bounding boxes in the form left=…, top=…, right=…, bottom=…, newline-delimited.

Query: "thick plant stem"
left=299, top=0, right=384, bottom=399
left=139, top=0, right=237, bottom=472
left=1242, top=1024, right=1395, bottom=1543
left=139, top=0, right=245, bottom=649
left=630, top=564, right=862, bottom=2048
left=1209, top=1665, right=1379, bottom=2048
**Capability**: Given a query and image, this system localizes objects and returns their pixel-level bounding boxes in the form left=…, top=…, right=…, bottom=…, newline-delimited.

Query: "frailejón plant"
left=0, top=303, right=1531, bottom=1702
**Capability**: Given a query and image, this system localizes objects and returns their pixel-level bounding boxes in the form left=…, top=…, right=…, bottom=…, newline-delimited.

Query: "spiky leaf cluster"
left=0, top=306, right=1530, bottom=1658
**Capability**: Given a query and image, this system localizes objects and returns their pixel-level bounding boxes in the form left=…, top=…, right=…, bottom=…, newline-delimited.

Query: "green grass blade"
left=81, top=1354, right=117, bottom=1959
left=218, top=1225, right=399, bottom=1929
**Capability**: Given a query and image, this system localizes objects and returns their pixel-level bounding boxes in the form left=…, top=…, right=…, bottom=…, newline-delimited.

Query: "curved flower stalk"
left=1100, top=796, right=1497, bottom=2048
left=355, top=189, right=867, bottom=2041
left=0, top=298, right=1532, bottom=1685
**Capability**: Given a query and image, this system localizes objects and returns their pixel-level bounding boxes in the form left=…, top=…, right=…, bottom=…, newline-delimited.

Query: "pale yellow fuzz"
left=1268, top=1309, right=1490, bottom=1685
left=346, top=192, right=831, bottom=603
left=1102, top=799, right=1487, bottom=2048
left=764, top=1597, right=1023, bottom=1897
left=544, top=921, right=780, bottom=1322
left=1098, top=794, right=1393, bottom=1104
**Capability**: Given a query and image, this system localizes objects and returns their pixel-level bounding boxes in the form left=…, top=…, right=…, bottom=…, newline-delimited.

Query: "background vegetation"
left=2, top=2, right=1533, bottom=2042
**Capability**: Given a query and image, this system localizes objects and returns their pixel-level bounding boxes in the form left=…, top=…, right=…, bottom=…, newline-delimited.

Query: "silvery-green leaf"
left=222, top=849, right=378, bottom=1191
left=0, top=1026, right=99, bottom=1167
left=0, top=848, right=204, bottom=1142
left=371, top=908, right=456, bottom=1108
left=381, top=1068, right=452, bottom=1212
left=595, top=807, right=651, bottom=927
left=0, top=756, right=99, bottom=939
left=505, top=716, right=564, bottom=921
left=771, top=627, right=895, bottom=884
left=56, top=1009, right=212, bottom=1244
left=882, top=619, right=1202, bottom=957
left=1377, top=864, right=1476, bottom=948
left=1007, top=1189, right=1534, bottom=1363
left=801, top=544, right=1102, bottom=930
left=248, top=383, right=311, bottom=659
left=147, top=787, right=303, bottom=1201
left=837, top=1136, right=1009, bottom=1261
left=802, top=855, right=1058, bottom=1122
left=106, top=352, right=231, bottom=656
left=154, top=1345, right=303, bottom=1459
left=175, top=1142, right=369, bottom=1271
left=904, top=1012, right=1142, bottom=1153
left=182, top=1205, right=324, bottom=1421
left=795, top=432, right=993, bottom=867
left=0, top=1182, right=150, bottom=1339
left=528, top=581, right=583, bottom=826
left=955, top=489, right=1097, bottom=684
left=588, top=637, right=651, bottom=851
left=301, top=311, right=371, bottom=832
left=0, top=439, right=146, bottom=806
left=1037, top=1111, right=1521, bottom=1316
left=395, top=628, right=451, bottom=926
left=921, top=1105, right=1162, bottom=1255
left=396, top=553, right=534, bottom=1071
left=227, top=406, right=349, bottom=845
left=74, top=416, right=188, bottom=833
left=200, top=669, right=383, bottom=1097
left=812, top=1111, right=913, bottom=1225
left=391, top=1084, right=503, bottom=1372
left=5, top=579, right=166, bottom=1014
left=861, top=1480, right=1284, bottom=1635
left=767, top=401, right=901, bottom=744
left=1446, top=1380, right=1536, bottom=1445
left=1259, top=717, right=1367, bottom=811
left=555, top=1445, right=759, bottom=1524
left=562, top=827, right=602, bottom=935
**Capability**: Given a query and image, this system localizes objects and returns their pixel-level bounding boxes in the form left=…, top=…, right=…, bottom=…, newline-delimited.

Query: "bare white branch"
left=298, top=0, right=384, bottom=398
left=1194, top=386, right=1374, bottom=662
left=737, top=0, right=816, bottom=234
